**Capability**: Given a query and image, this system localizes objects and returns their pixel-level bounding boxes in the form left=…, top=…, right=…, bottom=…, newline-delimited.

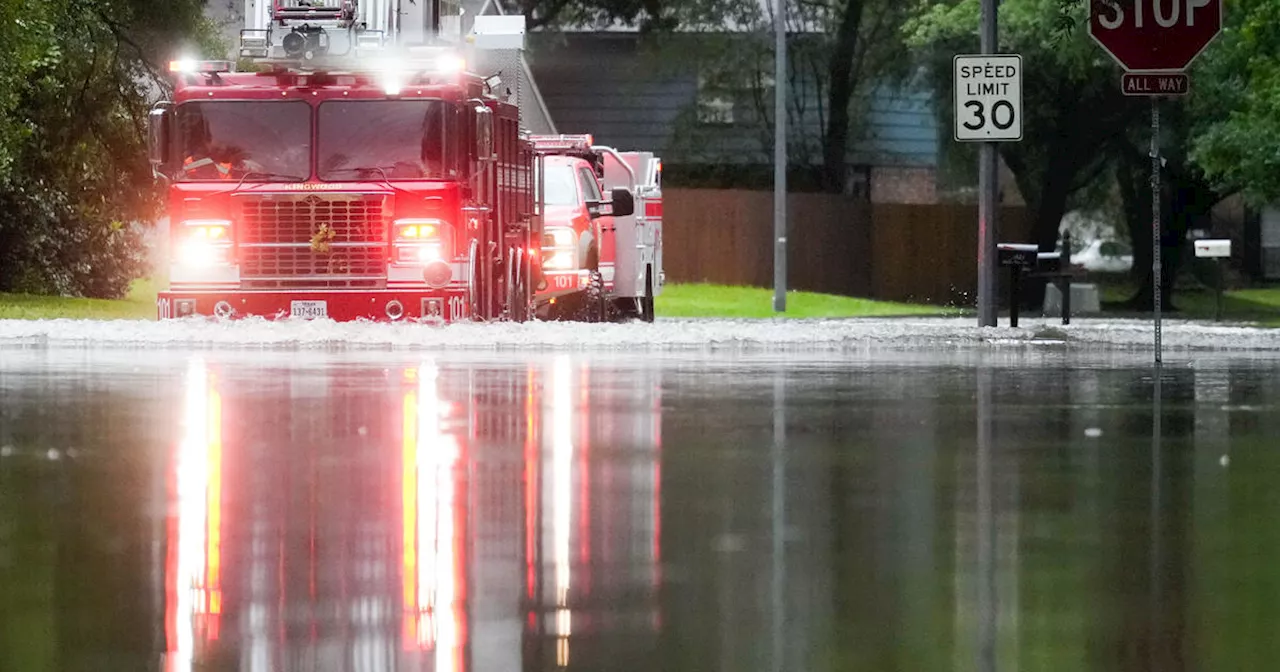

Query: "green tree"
left=1188, top=0, right=1280, bottom=206
left=904, top=0, right=1143, bottom=251
left=524, top=0, right=913, bottom=192
left=0, top=0, right=219, bottom=298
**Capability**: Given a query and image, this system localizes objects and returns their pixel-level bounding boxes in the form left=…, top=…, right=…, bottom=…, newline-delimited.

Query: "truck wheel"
left=507, top=246, right=530, bottom=323
left=467, top=239, right=483, bottom=321
left=641, top=267, right=655, bottom=323
left=579, top=269, right=606, bottom=323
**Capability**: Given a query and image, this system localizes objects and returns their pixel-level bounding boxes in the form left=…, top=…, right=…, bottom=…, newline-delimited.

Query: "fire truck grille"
left=237, top=195, right=388, bottom=286
left=240, top=247, right=385, bottom=279
left=239, top=197, right=385, bottom=245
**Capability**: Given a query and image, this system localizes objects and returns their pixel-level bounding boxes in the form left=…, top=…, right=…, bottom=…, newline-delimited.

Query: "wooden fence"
left=662, top=188, right=1030, bottom=305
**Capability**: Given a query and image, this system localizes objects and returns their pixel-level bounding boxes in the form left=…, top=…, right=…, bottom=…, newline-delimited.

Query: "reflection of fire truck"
left=163, top=355, right=662, bottom=670
left=530, top=135, right=663, bottom=323
left=149, top=2, right=541, bottom=323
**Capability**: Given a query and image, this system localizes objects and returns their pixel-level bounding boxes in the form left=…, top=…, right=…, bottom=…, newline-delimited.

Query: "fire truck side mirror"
left=147, top=106, right=172, bottom=173
left=609, top=187, right=635, bottom=218
left=473, top=105, right=494, bottom=163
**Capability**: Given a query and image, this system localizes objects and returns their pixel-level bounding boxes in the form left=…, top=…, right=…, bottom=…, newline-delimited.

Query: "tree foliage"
left=904, top=0, right=1144, bottom=249
left=0, top=0, right=218, bottom=298
left=1188, top=0, right=1280, bottom=205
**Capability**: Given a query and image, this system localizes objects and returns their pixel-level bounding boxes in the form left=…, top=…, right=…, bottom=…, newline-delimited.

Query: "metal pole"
left=1215, top=259, right=1223, bottom=322
left=772, top=0, right=787, bottom=313
left=1148, top=362, right=1163, bottom=671
left=977, top=0, right=1000, bottom=327
left=771, top=369, right=786, bottom=672
left=976, top=366, right=996, bottom=672
left=1151, top=99, right=1162, bottom=363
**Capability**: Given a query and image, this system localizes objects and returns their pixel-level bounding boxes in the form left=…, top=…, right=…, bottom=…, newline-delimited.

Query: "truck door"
left=577, top=166, right=614, bottom=287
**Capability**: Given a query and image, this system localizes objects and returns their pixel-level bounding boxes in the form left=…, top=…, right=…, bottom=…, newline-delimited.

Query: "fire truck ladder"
left=241, top=1, right=378, bottom=62
left=273, top=0, right=356, bottom=25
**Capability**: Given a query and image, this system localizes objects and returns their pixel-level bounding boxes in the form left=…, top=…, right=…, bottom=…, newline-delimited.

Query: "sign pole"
left=772, top=0, right=787, bottom=313
left=977, top=0, right=999, bottom=327
left=1151, top=98, right=1162, bottom=363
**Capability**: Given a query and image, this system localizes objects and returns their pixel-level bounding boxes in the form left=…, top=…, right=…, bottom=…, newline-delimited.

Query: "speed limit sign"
left=954, top=54, right=1023, bottom=142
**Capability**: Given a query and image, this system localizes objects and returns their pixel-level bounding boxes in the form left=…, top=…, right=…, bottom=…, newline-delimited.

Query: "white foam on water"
left=1, top=316, right=1279, bottom=352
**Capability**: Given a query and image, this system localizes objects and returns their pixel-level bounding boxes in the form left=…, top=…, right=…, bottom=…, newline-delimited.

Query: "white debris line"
left=1, top=316, right=1279, bottom=351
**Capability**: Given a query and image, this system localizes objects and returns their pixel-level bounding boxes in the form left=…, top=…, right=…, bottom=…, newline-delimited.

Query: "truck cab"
left=531, top=136, right=634, bottom=322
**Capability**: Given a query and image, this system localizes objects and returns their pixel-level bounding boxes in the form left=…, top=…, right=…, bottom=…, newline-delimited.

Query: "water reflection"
left=4, top=351, right=1280, bottom=671
left=158, top=354, right=661, bottom=671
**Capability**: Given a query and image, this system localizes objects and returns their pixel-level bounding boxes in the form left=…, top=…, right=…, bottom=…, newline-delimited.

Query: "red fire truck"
left=148, top=2, right=542, bottom=323
left=530, top=135, right=663, bottom=323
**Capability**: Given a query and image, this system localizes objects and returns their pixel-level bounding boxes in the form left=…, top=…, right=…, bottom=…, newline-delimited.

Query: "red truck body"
left=150, top=56, right=536, bottom=323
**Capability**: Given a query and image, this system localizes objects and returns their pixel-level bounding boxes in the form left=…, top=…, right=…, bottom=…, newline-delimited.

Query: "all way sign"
left=1122, top=72, right=1190, bottom=96
left=954, top=54, right=1023, bottom=142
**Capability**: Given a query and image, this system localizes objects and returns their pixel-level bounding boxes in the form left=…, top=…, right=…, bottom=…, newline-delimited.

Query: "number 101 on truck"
left=148, top=1, right=538, bottom=323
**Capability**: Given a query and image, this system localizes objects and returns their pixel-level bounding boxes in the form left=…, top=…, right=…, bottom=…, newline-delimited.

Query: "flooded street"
left=2, top=346, right=1280, bottom=671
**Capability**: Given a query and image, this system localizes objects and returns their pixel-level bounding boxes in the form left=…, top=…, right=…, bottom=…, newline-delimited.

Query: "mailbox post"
left=997, top=243, right=1038, bottom=327
left=1194, top=239, right=1231, bottom=322
left=997, top=232, right=1075, bottom=328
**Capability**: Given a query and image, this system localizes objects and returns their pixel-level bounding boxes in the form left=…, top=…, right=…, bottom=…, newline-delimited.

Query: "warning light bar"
left=169, top=59, right=233, bottom=74
left=530, top=134, right=595, bottom=153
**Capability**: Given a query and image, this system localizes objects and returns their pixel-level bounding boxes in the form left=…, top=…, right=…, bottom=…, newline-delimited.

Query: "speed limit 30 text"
left=957, top=63, right=1017, bottom=96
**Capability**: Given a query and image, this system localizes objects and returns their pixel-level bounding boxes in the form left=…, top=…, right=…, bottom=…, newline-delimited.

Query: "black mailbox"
left=997, top=243, right=1038, bottom=270
left=996, top=238, right=1074, bottom=328
left=1036, top=251, right=1062, bottom=274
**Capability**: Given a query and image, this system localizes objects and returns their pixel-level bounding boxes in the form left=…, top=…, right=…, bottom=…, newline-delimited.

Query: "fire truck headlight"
left=541, top=226, right=577, bottom=269
left=395, top=219, right=444, bottom=240
left=396, top=223, right=438, bottom=239
left=395, top=244, right=442, bottom=264
left=177, top=220, right=233, bottom=267
left=543, top=251, right=574, bottom=270
left=178, top=239, right=230, bottom=267
left=544, top=226, right=575, bottom=249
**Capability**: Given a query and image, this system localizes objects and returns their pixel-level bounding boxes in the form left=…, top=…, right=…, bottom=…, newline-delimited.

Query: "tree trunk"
left=1119, top=149, right=1195, bottom=312
left=820, top=0, right=865, bottom=193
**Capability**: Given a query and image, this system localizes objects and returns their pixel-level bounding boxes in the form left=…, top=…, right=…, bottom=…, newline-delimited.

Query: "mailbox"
left=997, top=243, right=1039, bottom=270
left=997, top=239, right=1075, bottom=328
left=1036, top=251, right=1062, bottom=274
left=1194, top=239, right=1231, bottom=258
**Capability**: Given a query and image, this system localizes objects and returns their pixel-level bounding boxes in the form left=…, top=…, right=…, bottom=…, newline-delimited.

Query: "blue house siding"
left=529, top=32, right=940, bottom=170
left=852, top=87, right=938, bottom=166
left=530, top=34, right=695, bottom=154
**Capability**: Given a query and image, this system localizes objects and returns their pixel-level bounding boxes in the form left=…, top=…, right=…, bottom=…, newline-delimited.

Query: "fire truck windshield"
left=317, top=100, right=451, bottom=181
left=541, top=164, right=580, bottom=206
left=175, top=101, right=310, bottom=181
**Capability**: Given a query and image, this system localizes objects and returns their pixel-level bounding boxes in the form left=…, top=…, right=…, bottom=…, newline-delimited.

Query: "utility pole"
left=772, top=0, right=787, bottom=313
left=976, top=0, right=999, bottom=327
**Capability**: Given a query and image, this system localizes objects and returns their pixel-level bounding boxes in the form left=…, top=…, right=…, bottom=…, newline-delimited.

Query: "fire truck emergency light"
left=371, top=53, right=467, bottom=94
left=169, top=59, right=233, bottom=74
left=531, top=135, right=594, bottom=152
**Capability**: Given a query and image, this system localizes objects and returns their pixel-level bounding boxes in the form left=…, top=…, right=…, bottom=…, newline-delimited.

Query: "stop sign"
left=1089, top=0, right=1224, bottom=71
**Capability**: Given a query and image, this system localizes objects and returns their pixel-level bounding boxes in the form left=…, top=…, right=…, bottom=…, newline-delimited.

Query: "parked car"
left=1070, top=239, right=1134, bottom=273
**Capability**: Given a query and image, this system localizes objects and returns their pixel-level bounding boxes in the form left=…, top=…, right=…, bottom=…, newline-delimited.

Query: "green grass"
left=0, top=279, right=158, bottom=320
left=655, top=283, right=963, bottom=319
left=1093, top=275, right=1280, bottom=327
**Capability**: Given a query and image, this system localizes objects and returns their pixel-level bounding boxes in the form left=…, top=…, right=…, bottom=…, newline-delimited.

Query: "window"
left=577, top=168, right=602, bottom=202
left=541, top=164, right=580, bottom=206
left=174, top=101, right=311, bottom=181
left=696, top=73, right=735, bottom=125
left=317, top=100, right=453, bottom=181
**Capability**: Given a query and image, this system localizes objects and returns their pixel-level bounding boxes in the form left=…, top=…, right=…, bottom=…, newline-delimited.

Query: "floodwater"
left=2, top=347, right=1279, bottom=671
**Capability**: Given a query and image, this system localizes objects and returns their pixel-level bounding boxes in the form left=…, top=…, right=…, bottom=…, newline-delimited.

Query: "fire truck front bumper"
left=157, top=289, right=472, bottom=323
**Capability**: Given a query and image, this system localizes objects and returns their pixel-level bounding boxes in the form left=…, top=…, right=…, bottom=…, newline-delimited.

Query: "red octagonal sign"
left=1090, top=0, right=1224, bottom=72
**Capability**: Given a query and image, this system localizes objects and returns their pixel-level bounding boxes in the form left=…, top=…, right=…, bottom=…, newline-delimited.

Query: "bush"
left=0, top=0, right=219, bottom=298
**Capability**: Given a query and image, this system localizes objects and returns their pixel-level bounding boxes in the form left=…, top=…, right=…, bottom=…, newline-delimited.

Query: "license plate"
left=290, top=300, right=328, bottom=319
